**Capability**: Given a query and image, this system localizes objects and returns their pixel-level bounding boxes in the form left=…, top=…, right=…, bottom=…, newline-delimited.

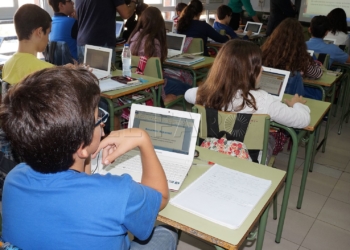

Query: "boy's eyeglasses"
left=95, top=108, right=109, bottom=127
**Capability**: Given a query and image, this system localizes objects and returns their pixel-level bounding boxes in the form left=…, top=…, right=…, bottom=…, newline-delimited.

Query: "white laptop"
left=84, top=45, right=112, bottom=80
left=324, top=38, right=337, bottom=44
left=307, top=50, right=314, bottom=56
left=115, top=21, right=124, bottom=38
left=167, top=33, right=186, bottom=58
left=259, top=66, right=290, bottom=101
left=97, top=104, right=201, bottom=191
left=240, top=21, right=263, bottom=37
left=165, top=20, right=174, bottom=33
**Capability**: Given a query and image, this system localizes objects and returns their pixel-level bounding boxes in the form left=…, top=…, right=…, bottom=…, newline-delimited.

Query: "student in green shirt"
left=228, top=0, right=261, bottom=30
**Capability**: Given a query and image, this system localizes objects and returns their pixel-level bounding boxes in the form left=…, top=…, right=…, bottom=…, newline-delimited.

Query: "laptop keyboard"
left=106, top=150, right=191, bottom=185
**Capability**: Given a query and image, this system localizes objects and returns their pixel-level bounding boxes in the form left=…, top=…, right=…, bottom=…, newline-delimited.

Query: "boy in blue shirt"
left=0, top=66, right=177, bottom=249
left=306, top=15, right=350, bottom=67
left=213, top=5, right=251, bottom=40
left=48, top=0, right=78, bottom=60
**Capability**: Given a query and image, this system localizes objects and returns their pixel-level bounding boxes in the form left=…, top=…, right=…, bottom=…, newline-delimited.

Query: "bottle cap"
left=124, top=43, right=129, bottom=47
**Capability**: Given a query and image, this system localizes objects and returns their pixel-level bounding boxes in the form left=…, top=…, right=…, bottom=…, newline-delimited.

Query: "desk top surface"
left=283, top=94, right=331, bottom=131
left=100, top=70, right=164, bottom=99
left=303, top=72, right=342, bottom=86
left=157, top=147, right=285, bottom=249
left=164, top=56, right=214, bottom=70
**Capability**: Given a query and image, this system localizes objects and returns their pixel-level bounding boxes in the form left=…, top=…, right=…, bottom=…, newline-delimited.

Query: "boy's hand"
left=92, top=128, right=146, bottom=165
left=246, top=30, right=253, bottom=37
left=284, top=94, right=307, bottom=107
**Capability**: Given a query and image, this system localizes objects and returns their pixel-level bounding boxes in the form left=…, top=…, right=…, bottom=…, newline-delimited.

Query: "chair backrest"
left=339, top=44, right=349, bottom=53
left=315, top=53, right=330, bottom=69
left=131, top=56, right=163, bottom=79
left=186, top=38, right=204, bottom=54
left=194, top=104, right=270, bottom=163
left=44, top=41, right=74, bottom=66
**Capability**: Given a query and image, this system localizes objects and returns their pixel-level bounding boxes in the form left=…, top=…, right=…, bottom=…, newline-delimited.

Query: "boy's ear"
left=33, top=27, right=44, bottom=38
left=76, top=144, right=90, bottom=159
left=308, top=27, right=311, bottom=33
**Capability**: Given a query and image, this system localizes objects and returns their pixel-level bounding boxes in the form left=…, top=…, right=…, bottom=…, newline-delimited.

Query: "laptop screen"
left=115, top=21, right=123, bottom=38
left=132, top=110, right=195, bottom=155
left=246, top=23, right=260, bottom=33
left=324, top=39, right=336, bottom=44
left=259, top=71, right=286, bottom=97
left=85, top=48, right=109, bottom=71
left=167, top=35, right=184, bottom=50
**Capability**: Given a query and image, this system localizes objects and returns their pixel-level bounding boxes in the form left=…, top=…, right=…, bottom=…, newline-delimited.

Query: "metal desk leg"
left=255, top=205, right=270, bottom=250
left=149, top=86, right=158, bottom=107
left=270, top=124, right=299, bottom=243
left=321, top=84, right=336, bottom=153
left=309, top=124, right=322, bottom=172
left=297, top=130, right=315, bottom=209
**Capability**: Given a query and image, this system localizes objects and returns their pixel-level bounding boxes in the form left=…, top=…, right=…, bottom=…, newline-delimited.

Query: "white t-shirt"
left=324, top=31, right=350, bottom=48
left=185, top=87, right=310, bottom=129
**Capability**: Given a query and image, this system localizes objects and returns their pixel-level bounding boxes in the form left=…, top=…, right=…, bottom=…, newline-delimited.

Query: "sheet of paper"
left=170, top=164, right=271, bottom=229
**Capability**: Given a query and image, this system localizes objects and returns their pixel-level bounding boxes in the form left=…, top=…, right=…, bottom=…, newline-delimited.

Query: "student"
left=185, top=40, right=310, bottom=129
left=213, top=5, right=251, bottom=40
left=122, top=3, right=149, bottom=41
left=227, top=0, right=261, bottom=30
left=2, top=4, right=53, bottom=85
left=266, top=0, right=295, bottom=36
left=261, top=18, right=323, bottom=99
left=177, top=0, right=230, bottom=56
left=306, top=15, right=350, bottom=66
left=0, top=66, right=177, bottom=249
left=173, top=2, right=187, bottom=31
left=48, top=0, right=78, bottom=61
left=128, top=7, right=191, bottom=100
left=325, top=8, right=350, bottom=47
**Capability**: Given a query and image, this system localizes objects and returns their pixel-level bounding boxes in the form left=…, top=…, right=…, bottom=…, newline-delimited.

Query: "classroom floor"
left=176, top=105, right=350, bottom=250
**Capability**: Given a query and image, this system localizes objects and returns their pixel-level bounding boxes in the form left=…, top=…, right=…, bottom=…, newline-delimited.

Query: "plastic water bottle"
left=122, top=44, right=131, bottom=77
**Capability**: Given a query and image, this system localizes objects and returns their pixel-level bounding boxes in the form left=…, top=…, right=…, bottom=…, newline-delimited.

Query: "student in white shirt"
left=325, top=8, right=349, bottom=48
left=185, top=40, right=310, bottom=129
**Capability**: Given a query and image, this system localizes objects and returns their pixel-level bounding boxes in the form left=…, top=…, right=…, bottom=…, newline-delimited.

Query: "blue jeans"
left=164, top=76, right=191, bottom=96
left=77, top=44, right=116, bottom=65
left=130, top=225, right=178, bottom=250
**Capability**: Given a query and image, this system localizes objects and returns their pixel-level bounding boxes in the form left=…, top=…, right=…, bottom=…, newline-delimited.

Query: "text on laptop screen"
left=85, top=48, right=109, bottom=71
left=167, top=35, right=184, bottom=50
left=133, top=111, right=195, bottom=155
left=246, top=23, right=260, bottom=33
left=259, top=72, right=285, bottom=97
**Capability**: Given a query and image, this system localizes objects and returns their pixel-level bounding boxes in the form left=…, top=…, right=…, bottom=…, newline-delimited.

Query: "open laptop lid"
left=244, top=21, right=263, bottom=34
left=324, top=38, right=337, bottom=44
left=115, top=21, right=124, bottom=38
left=84, top=45, right=112, bottom=79
left=167, top=33, right=186, bottom=55
left=259, top=66, right=290, bottom=101
left=307, top=50, right=314, bottom=56
left=165, top=20, right=174, bottom=33
left=128, top=104, right=201, bottom=160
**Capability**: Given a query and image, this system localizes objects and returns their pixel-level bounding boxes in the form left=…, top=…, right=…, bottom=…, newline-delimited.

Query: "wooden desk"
left=303, top=72, right=342, bottom=153
left=101, top=70, right=164, bottom=129
left=163, top=57, right=214, bottom=87
left=271, top=95, right=331, bottom=243
left=157, top=147, right=286, bottom=250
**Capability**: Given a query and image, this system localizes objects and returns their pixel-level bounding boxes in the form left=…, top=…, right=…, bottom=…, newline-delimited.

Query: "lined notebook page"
left=170, top=164, right=272, bottom=229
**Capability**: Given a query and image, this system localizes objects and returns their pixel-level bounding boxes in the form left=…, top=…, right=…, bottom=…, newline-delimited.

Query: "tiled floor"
left=176, top=107, right=350, bottom=250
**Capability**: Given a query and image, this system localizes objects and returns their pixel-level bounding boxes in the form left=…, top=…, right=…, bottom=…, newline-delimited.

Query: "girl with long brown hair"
left=128, top=7, right=191, bottom=99
left=261, top=18, right=323, bottom=99
left=185, top=39, right=310, bottom=128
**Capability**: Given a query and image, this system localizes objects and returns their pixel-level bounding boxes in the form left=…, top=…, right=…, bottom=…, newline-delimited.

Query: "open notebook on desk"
left=95, top=104, right=201, bottom=191
left=170, top=164, right=271, bottom=229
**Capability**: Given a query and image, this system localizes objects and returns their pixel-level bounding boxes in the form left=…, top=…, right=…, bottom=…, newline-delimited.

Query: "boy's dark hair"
left=310, top=15, right=330, bottom=38
left=217, top=5, right=232, bottom=21
left=176, top=3, right=187, bottom=12
left=48, top=0, right=66, bottom=13
left=14, top=4, right=52, bottom=41
left=0, top=67, right=100, bottom=174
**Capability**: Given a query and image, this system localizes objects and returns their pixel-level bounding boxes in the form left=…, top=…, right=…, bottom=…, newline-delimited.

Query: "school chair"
left=186, top=38, right=204, bottom=54
left=192, top=105, right=279, bottom=249
left=131, top=56, right=187, bottom=110
left=44, top=41, right=74, bottom=66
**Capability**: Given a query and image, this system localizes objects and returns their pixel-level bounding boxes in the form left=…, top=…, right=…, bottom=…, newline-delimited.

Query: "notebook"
left=167, top=33, right=186, bottom=58
left=240, top=21, right=263, bottom=37
left=166, top=55, right=205, bottom=66
left=84, top=45, right=112, bottom=80
left=170, top=164, right=271, bottom=229
left=259, top=66, right=290, bottom=101
left=97, top=104, right=201, bottom=191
